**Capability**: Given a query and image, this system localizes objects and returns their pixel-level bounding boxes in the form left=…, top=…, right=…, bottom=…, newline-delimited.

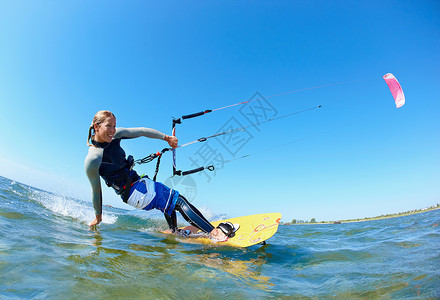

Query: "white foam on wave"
left=29, top=189, right=118, bottom=225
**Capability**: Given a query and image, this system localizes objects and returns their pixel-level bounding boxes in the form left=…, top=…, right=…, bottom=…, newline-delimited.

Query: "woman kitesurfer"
left=85, top=110, right=237, bottom=241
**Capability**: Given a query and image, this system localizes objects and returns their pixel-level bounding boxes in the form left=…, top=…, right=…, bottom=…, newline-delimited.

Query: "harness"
left=93, top=139, right=140, bottom=203
left=103, top=155, right=139, bottom=203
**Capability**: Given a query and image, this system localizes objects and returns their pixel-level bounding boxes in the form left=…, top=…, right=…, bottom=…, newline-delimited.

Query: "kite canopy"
left=383, top=73, right=405, bottom=108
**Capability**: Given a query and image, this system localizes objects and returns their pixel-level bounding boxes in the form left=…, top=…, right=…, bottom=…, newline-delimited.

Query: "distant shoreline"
left=284, top=204, right=440, bottom=225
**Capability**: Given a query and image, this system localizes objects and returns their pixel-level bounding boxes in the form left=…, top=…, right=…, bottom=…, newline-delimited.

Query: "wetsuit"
left=84, top=127, right=214, bottom=233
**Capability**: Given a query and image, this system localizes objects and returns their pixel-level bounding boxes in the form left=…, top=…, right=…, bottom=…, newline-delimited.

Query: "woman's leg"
left=163, top=194, right=235, bottom=241
left=174, top=195, right=215, bottom=234
left=164, top=211, right=178, bottom=232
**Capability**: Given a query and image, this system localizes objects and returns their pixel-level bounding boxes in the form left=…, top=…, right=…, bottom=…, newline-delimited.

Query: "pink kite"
left=383, top=73, right=405, bottom=108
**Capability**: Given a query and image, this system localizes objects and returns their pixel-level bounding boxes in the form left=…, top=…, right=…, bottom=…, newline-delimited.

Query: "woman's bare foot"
left=209, top=228, right=228, bottom=241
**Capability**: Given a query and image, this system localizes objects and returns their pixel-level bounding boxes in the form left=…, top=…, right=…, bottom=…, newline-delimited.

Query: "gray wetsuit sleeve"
left=84, top=147, right=104, bottom=216
left=114, top=127, right=166, bottom=140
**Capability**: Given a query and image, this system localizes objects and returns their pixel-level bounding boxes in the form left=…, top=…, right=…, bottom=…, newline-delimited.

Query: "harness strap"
left=134, top=148, right=171, bottom=182
left=134, top=148, right=215, bottom=180
left=121, top=175, right=137, bottom=203
left=153, top=153, right=162, bottom=182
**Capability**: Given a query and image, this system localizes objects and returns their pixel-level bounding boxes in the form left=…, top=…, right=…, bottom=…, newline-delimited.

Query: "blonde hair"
left=87, top=110, right=116, bottom=146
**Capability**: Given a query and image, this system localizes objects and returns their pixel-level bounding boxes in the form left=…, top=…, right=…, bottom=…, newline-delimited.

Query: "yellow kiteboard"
left=162, top=212, right=282, bottom=247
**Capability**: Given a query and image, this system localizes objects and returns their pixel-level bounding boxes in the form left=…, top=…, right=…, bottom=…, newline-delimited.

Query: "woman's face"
left=94, top=116, right=116, bottom=143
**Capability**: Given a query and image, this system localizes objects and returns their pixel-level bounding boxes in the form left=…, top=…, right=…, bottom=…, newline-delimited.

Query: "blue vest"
left=93, top=139, right=140, bottom=198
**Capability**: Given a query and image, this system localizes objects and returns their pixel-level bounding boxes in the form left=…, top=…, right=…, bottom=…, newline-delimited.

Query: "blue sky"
left=0, top=1, right=439, bottom=222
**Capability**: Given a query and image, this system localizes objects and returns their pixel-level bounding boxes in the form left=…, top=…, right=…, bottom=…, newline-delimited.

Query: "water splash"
left=8, top=180, right=118, bottom=225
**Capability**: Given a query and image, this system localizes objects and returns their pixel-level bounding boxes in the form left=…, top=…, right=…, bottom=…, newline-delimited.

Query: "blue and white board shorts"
left=127, top=177, right=179, bottom=216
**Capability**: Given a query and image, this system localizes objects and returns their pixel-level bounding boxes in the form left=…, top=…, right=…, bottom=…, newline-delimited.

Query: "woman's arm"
left=115, top=127, right=178, bottom=148
left=115, top=127, right=165, bottom=140
left=84, top=147, right=104, bottom=225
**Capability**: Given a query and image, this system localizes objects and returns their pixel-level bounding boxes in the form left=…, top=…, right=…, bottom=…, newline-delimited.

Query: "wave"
left=2, top=177, right=117, bottom=225
left=1, top=176, right=228, bottom=230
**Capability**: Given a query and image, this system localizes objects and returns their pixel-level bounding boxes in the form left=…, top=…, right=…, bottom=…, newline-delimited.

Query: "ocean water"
left=0, top=175, right=439, bottom=299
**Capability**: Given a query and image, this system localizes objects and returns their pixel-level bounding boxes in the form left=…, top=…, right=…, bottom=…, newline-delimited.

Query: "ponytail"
left=87, top=124, right=95, bottom=147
